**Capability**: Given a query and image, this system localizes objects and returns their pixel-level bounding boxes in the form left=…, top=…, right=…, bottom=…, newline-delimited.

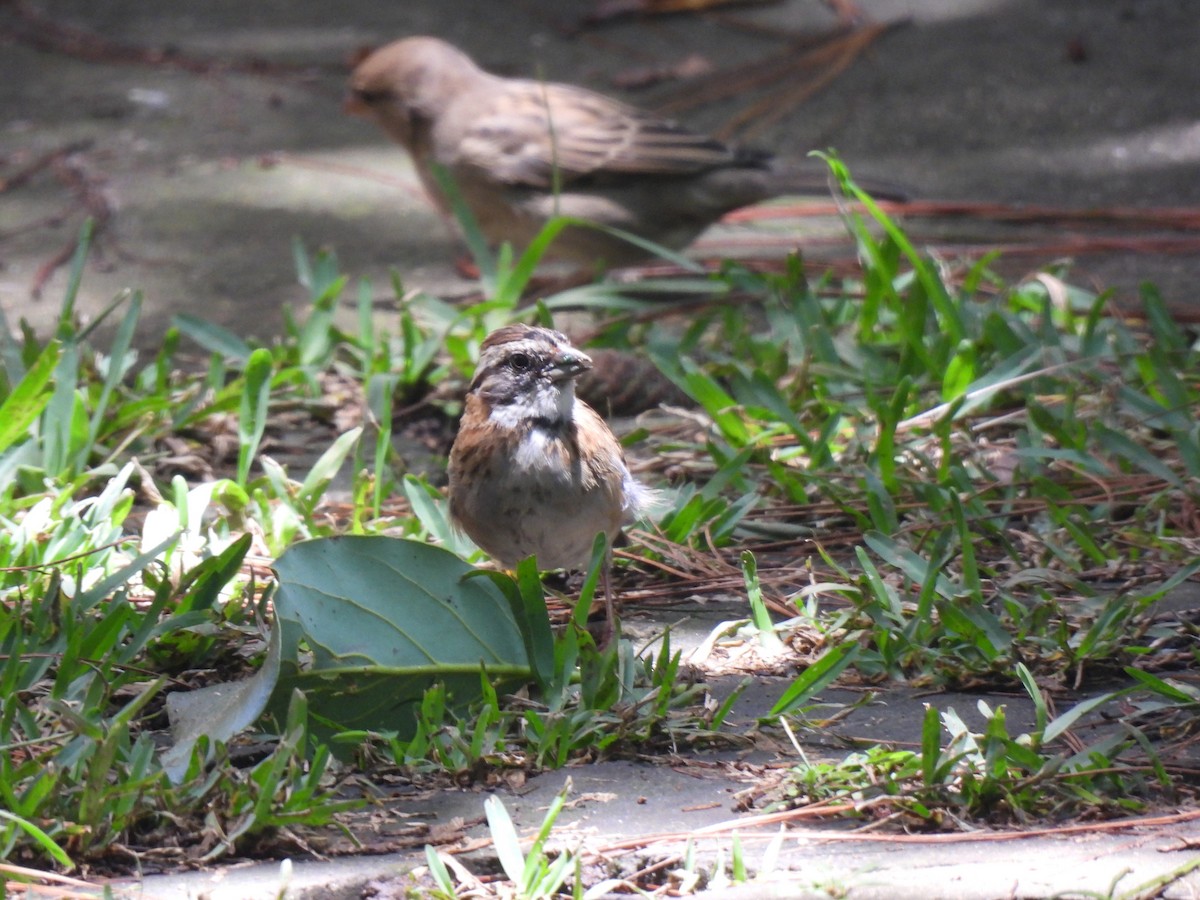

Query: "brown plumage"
left=448, top=325, right=651, bottom=577
left=347, top=36, right=906, bottom=268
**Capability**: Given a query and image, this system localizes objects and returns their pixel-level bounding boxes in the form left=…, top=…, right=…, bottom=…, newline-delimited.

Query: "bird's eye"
left=353, top=88, right=391, bottom=105
left=508, top=352, right=533, bottom=371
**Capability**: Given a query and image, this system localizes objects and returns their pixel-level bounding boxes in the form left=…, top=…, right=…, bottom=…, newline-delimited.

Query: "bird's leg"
left=453, top=254, right=481, bottom=279
left=600, top=544, right=618, bottom=645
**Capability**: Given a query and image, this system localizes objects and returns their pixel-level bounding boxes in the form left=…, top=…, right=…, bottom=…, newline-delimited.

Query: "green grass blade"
left=171, top=314, right=254, bottom=362
left=236, top=348, right=274, bottom=486
left=0, top=339, right=60, bottom=452
left=484, top=795, right=526, bottom=884
left=430, top=164, right=496, bottom=288
left=769, top=644, right=857, bottom=717
left=41, top=342, right=82, bottom=475
left=87, top=291, right=142, bottom=455
left=0, top=809, right=74, bottom=869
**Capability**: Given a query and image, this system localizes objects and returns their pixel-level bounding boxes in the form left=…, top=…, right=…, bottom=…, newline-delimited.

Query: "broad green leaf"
left=270, top=536, right=535, bottom=742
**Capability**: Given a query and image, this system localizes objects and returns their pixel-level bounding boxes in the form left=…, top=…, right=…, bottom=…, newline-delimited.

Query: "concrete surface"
left=4, top=0, right=1200, bottom=896
left=124, top=773, right=1200, bottom=899
left=117, top=588, right=1200, bottom=899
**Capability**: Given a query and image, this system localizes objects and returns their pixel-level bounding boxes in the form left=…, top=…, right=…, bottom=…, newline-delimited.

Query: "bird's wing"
left=455, top=81, right=740, bottom=187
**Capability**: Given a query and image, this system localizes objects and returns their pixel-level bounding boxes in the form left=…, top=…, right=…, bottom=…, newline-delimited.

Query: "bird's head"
left=469, top=325, right=592, bottom=429
left=345, top=36, right=483, bottom=146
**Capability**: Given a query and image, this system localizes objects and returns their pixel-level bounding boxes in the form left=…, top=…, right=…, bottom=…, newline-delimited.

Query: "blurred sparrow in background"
left=347, top=35, right=905, bottom=268
left=448, top=325, right=653, bottom=629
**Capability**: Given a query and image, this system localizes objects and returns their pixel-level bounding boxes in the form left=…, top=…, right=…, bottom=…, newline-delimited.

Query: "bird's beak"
left=547, top=350, right=592, bottom=383
left=343, top=91, right=370, bottom=117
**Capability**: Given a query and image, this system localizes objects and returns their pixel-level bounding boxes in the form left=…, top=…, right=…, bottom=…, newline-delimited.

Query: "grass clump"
left=0, top=170, right=1197, bottom=885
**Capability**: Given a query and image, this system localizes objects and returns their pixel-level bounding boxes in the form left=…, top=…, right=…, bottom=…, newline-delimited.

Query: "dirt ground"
left=3, top=0, right=1200, bottom=896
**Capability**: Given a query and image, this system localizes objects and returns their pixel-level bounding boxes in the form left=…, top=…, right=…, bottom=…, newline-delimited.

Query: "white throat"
left=553, top=379, right=577, bottom=422
left=488, top=379, right=576, bottom=430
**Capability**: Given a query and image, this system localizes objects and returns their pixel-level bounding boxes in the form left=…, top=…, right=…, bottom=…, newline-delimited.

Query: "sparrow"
left=346, top=36, right=906, bottom=268
left=447, top=325, right=653, bottom=629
